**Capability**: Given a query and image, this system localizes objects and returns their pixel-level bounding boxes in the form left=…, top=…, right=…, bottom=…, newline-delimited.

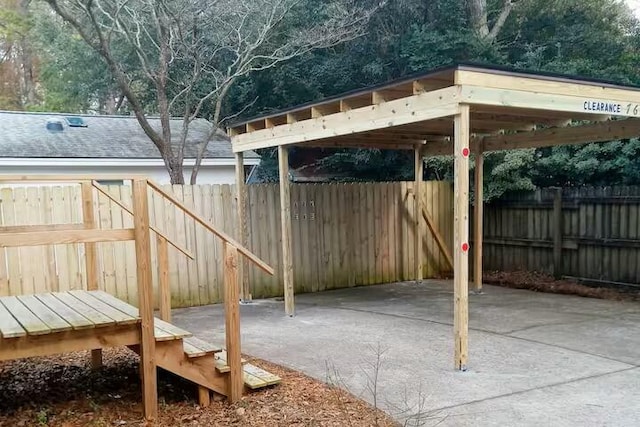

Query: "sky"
left=627, top=0, right=640, bottom=17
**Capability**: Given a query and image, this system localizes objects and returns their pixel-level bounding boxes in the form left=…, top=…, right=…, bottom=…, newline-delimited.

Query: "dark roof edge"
left=230, top=62, right=640, bottom=127
left=0, top=110, right=212, bottom=121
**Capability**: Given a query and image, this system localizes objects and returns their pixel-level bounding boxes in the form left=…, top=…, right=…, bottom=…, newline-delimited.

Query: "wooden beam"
left=473, top=146, right=484, bottom=292
left=132, top=179, right=158, bottom=422
left=147, top=180, right=274, bottom=275
left=278, top=146, right=295, bottom=316
left=0, top=324, right=140, bottom=362
left=420, top=204, right=454, bottom=270
left=414, top=145, right=424, bottom=281
left=453, top=104, right=470, bottom=371
left=235, top=152, right=250, bottom=302
left=456, top=69, right=640, bottom=104
left=157, top=235, right=171, bottom=322
left=92, top=182, right=195, bottom=259
left=0, top=228, right=135, bottom=248
left=460, top=85, right=640, bottom=118
left=481, top=118, right=640, bottom=151
left=223, top=243, right=243, bottom=402
left=0, top=224, right=85, bottom=233
left=302, top=139, right=420, bottom=151
left=232, top=86, right=461, bottom=152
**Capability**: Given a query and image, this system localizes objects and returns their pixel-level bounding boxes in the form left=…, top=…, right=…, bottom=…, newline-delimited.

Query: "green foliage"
left=5, top=0, right=640, bottom=191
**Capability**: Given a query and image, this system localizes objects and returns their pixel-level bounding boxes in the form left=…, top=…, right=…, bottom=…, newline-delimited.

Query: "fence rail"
left=0, top=181, right=453, bottom=307
left=478, top=186, right=640, bottom=285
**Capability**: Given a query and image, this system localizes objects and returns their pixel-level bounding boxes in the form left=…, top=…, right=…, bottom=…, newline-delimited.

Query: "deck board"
left=35, top=293, right=95, bottom=330
left=90, top=291, right=190, bottom=341
left=69, top=291, right=138, bottom=325
left=18, top=295, right=72, bottom=333
left=1, top=296, right=50, bottom=335
left=0, top=300, right=26, bottom=338
left=51, top=292, right=116, bottom=327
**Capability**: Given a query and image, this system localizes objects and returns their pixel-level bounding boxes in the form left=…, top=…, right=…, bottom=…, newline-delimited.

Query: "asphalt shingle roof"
left=0, top=111, right=257, bottom=159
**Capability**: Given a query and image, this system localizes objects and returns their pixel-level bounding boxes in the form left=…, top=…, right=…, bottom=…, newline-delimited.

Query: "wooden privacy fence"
left=0, top=181, right=453, bottom=307
left=477, top=186, right=640, bottom=285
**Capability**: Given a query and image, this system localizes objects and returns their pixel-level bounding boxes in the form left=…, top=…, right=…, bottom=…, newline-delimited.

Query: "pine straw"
left=483, top=270, right=639, bottom=301
left=0, top=349, right=398, bottom=427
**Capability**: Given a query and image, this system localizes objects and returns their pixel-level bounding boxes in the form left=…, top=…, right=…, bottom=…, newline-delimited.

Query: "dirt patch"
left=483, top=270, right=639, bottom=301
left=0, top=349, right=398, bottom=427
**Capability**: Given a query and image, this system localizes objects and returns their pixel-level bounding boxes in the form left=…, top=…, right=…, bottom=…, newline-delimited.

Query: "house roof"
left=0, top=111, right=259, bottom=159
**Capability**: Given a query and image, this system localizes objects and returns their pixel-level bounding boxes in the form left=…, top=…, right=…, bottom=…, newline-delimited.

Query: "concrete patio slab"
left=172, top=281, right=640, bottom=426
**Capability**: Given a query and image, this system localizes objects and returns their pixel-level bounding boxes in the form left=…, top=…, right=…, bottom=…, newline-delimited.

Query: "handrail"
left=147, top=180, right=274, bottom=275
left=91, top=181, right=195, bottom=260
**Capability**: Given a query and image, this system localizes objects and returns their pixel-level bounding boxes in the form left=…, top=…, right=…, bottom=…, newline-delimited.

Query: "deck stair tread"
left=182, top=336, right=222, bottom=358
left=212, top=348, right=280, bottom=389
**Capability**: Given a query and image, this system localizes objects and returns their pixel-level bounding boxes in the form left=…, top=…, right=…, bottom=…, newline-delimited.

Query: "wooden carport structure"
left=228, top=64, right=640, bottom=370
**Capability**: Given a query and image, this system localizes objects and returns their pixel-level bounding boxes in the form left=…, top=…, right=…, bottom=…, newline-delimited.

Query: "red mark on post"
left=461, top=243, right=469, bottom=252
left=462, top=148, right=470, bottom=157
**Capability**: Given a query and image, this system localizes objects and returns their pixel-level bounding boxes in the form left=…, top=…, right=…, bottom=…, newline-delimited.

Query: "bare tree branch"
left=45, top=0, right=382, bottom=183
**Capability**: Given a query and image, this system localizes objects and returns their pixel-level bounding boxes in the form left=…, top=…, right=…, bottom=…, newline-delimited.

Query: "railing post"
left=235, top=152, right=251, bottom=302
left=157, top=234, right=171, bottom=322
left=414, top=144, right=424, bottom=282
left=81, top=181, right=102, bottom=368
left=132, top=179, right=157, bottom=421
left=223, top=242, right=243, bottom=402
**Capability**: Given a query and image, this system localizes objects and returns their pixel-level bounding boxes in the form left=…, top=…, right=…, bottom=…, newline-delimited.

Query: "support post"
left=278, top=145, right=295, bottom=316
left=223, top=242, right=243, bottom=403
left=157, top=234, right=171, bottom=322
left=454, top=105, right=470, bottom=371
left=414, top=144, right=424, bottom=281
left=81, top=181, right=102, bottom=368
left=132, top=179, right=157, bottom=421
left=473, top=146, right=484, bottom=292
left=553, top=188, right=563, bottom=279
left=235, top=152, right=251, bottom=302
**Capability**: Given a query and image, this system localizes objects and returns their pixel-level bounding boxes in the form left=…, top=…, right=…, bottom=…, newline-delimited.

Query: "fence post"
left=553, top=188, right=563, bottom=279
left=223, top=242, right=243, bottom=402
left=81, top=181, right=102, bottom=368
left=157, top=234, right=171, bottom=322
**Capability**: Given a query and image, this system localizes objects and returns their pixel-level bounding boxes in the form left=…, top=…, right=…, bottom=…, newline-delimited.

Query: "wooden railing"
left=0, top=175, right=274, bottom=418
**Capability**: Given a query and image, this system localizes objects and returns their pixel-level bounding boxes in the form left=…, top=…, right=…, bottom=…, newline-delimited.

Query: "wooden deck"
left=0, top=290, right=281, bottom=393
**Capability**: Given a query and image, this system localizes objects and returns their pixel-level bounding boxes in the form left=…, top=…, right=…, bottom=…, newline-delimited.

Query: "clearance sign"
left=583, top=100, right=639, bottom=116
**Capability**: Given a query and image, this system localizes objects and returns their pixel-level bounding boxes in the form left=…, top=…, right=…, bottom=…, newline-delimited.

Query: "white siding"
left=0, top=158, right=259, bottom=184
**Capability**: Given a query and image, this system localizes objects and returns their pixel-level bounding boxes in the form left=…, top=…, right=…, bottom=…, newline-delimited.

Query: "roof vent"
left=65, top=116, right=87, bottom=127
left=46, top=118, right=64, bottom=132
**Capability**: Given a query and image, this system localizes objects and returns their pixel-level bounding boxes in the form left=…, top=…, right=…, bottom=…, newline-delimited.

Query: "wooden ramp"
left=0, top=290, right=281, bottom=403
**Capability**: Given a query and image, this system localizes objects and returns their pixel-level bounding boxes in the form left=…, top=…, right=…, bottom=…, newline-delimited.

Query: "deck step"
left=213, top=351, right=280, bottom=389
left=214, top=350, right=246, bottom=373
left=183, top=336, right=222, bottom=358
left=242, top=363, right=282, bottom=389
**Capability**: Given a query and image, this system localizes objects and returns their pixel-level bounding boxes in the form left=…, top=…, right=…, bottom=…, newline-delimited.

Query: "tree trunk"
left=468, top=0, right=490, bottom=38
left=161, top=152, right=185, bottom=184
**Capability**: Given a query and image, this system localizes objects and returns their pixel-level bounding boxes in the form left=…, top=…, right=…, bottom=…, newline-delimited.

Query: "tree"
left=468, top=0, right=518, bottom=42
left=44, top=0, right=381, bottom=183
left=0, top=0, right=37, bottom=109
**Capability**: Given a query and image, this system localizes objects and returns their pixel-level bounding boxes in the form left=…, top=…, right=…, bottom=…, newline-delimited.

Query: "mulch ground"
left=483, top=270, right=639, bottom=301
left=0, top=349, right=398, bottom=427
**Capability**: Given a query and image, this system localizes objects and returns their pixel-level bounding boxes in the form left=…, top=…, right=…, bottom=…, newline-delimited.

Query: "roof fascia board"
left=232, top=86, right=461, bottom=152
